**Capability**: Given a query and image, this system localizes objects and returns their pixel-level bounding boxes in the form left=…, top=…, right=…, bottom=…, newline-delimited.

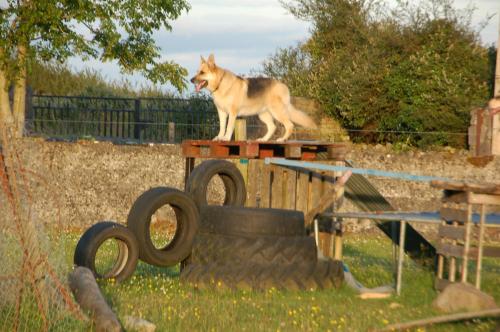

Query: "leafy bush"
left=262, top=0, right=494, bottom=147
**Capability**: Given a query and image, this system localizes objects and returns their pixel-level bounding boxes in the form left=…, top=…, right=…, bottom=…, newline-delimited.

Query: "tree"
left=263, top=0, right=492, bottom=147
left=0, top=0, right=190, bottom=137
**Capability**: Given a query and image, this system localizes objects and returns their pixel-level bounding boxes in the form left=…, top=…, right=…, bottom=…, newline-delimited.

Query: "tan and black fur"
left=190, top=54, right=317, bottom=142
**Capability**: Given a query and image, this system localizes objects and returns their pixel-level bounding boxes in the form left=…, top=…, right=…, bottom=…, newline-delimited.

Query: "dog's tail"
left=288, top=105, right=318, bottom=129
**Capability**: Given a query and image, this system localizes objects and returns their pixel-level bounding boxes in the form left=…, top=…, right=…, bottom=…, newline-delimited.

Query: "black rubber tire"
left=74, top=221, right=139, bottom=282
left=200, top=205, right=306, bottom=237
left=190, top=232, right=317, bottom=267
left=127, top=187, right=200, bottom=266
left=186, top=160, right=246, bottom=207
left=180, top=259, right=344, bottom=291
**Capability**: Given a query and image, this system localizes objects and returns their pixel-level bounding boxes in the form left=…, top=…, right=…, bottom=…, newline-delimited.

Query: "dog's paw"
left=256, top=137, right=268, bottom=142
left=220, top=136, right=231, bottom=142
left=212, top=136, right=222, bottom=141
left=276, top=137, right=287, bottom=143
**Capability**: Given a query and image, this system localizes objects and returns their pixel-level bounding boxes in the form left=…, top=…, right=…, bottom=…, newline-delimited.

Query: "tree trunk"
left=0, top=48, right=14, bottom=139
left=12, top=45, right=27, bottom=138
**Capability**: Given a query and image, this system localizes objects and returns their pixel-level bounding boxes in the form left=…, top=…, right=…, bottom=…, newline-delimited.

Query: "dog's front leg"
left=221, top=111, right=237, bottom=141
left=213, top=109, right=228, bottom=141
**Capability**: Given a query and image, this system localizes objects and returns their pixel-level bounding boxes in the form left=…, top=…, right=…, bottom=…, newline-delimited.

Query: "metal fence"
left=26, top=95, right=227, bottom=143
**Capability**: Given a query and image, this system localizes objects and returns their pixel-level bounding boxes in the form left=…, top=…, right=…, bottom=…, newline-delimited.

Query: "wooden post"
left=168, top=122, right=175, bottom=143
left=396, top=220, right=406, bottom=296
left=449, top=221, right=458, bottom=282
left=461, top=204, right=473, bottom=282
left=475, top=204, right=487, bottom=289
left=494, top=16, right=500, bottom=98
left=234, top=119, right=248, bottom=185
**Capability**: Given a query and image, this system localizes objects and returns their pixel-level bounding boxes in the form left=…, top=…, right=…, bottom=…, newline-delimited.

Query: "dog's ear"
left=207, top=54, right=215, bottom=69
left=200, top=55, right=206, bottom=64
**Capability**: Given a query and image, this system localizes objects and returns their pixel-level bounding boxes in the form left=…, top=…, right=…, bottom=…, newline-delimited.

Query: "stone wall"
left=3, top=138, right=499, bottom=230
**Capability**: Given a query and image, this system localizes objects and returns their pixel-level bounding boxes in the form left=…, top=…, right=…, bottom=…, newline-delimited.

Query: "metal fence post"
left=134, top=98, right=141, bottom=140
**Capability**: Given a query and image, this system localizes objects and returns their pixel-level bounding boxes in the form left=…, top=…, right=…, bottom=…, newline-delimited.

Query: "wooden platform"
left=181, top=140, right=348, bottom=160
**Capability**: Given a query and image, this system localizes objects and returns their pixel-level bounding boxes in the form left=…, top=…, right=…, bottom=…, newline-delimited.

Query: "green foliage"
left=0, top=0, right=190, bottom=92
left=27, top=61, right=172, bottom=97
left=264, top=0, right=493, bottom=147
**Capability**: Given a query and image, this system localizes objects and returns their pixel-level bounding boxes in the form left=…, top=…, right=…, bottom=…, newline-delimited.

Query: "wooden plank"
left=461, top=204, right=473, bottom=282
left=282, top=169, right=297, bottom=210
left=440, top=207, right=469, bottom=223
left=443, top=191, right=500, bottom=205
left=431, top=180, right=500, bottom=195
left=318, top=232, right=332, bottom=258
left=476, top=204, right=486, bottom=289
left=310, top=171, right=322, bottom=213
left=296, top=170, right=310, bottom=215
left=284, top=144, right=302, bottom=159
left=271, top=165, right=283, bottom=208
left=435, top=243, right=500, bottom=259
left=260, top=163, right=271, bottom=208
left=438, top=224, right=466, bottom=240
left=246, top=160, right=259, bottom=207
left=304, top=171, right=351, bottom=227
left=469, top=193, right=500, bottom=206
left=437, top=243, right=465, bottom=258
left=483, top=246, right=500, bottom=258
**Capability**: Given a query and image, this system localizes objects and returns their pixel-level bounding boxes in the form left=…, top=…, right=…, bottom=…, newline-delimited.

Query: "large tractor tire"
left=180, top=258, right=344, bottom=291
left=190, top=232, right=317, bottom=267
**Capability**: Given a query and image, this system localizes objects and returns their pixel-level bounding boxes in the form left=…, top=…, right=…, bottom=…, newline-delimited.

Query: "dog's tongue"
left=195, top=81, right=204, bottom=92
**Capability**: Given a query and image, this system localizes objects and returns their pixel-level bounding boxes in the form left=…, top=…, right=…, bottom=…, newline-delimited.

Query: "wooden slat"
left=260, top=163, right=271, bottom=208
left=437, top=243, right=465, bottom=258
left=440, top=207, right=469, bottom=223
left=318, top=232, right=332, bottom=257
left=483, top=246, right=500, bottom=258
left=271, top=165, right=284, bottom=209
left=469, top=193, right=500, bottom=206
left=246, top=160, right=259, bottom=207
left=282, top=169, right=297, bottom=210
left=438, top=224, right=466, bottom=240
left=431, top=180, right=500, bottom=195
left=442, top=191, right=500, bottom=205
left=296, top=170, right=309, bottom=215
left=435, top=244, right=500, bottom=258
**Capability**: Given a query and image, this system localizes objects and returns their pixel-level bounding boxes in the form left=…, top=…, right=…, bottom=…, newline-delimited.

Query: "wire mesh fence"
left=0, top=127, right=86, bottom=331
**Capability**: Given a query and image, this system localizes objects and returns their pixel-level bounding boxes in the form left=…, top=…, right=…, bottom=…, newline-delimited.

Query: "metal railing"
left=26, top=95, right=227, bottom=143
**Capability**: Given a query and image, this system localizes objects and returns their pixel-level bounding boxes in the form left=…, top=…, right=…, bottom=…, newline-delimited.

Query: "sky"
left=68, top=0, right=500, bottom=94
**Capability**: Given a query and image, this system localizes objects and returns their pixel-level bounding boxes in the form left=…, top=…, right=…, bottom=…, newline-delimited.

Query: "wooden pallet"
left=181, top=140, right=348, bottom=160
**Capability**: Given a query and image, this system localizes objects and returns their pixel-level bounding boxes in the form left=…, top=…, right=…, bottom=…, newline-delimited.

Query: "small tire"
left=74, top=221, right=139, bottom=282
left=200, top=205, right=306, bottom=237
left=186, top=160, right=246, bottom=207
left=127, top=187, right=199, bottom=266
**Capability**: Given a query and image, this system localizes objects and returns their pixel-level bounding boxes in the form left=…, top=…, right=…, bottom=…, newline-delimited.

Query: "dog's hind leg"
left=256, top=112, right=276, bottom=142
left=269, top=99, right=294, bottom=142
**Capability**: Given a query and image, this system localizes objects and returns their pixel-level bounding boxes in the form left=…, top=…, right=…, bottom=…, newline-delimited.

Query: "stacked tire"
left=74, top=188, right=200, bottom=282
left=180, top=160, right=344, bottom=291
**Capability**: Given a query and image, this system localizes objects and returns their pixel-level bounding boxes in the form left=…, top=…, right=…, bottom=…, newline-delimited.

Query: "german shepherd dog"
left=190, top=54, right=317, bottom=142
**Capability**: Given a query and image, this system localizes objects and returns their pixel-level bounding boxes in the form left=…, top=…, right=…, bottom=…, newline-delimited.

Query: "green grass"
left=3, top=232, right=499, bottom=331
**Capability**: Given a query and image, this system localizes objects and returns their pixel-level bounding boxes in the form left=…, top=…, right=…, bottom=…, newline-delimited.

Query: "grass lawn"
left=3, top=231, right=500, bottom=331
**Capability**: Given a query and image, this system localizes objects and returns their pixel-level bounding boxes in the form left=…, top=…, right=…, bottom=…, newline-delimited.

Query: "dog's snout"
left=190, top=76, right=196, bottom=84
